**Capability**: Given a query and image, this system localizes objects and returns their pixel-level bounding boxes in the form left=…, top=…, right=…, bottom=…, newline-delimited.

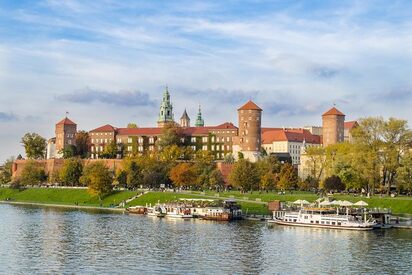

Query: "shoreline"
left=0, top=200, right=126, bottom=212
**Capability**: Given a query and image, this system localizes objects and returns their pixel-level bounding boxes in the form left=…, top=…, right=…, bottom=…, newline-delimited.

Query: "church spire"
left=195, top=105, right=204, bottom=127
left=180, top=109, right=190, bottom=128
left=157, top=85, right=174, bottom=127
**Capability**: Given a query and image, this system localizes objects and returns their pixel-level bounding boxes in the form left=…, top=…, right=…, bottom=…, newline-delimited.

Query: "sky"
left=0, top=0, right=412, bottom=162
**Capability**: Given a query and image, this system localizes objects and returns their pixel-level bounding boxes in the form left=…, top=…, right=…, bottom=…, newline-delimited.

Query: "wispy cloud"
left=0, top=112, right=18, bottom=122
left=58, top=88, right=156, bottom=107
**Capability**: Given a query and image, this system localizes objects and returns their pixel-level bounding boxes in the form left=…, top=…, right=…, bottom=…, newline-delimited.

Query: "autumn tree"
left=228, top=159, right=259, bottom=192
left=21, top=133, right=47, bottom=159
left=0, top=157, right=14, bottom=184
left=396, top=151, right=412, bottom=193
left=127, top=123, right=138, bottom=128
left=125, top=160, right=143, bottom=189
left=59, top=158, right=83, bottom=186
left=80, top=162, right=113, bottom=200
left=156, top=122, right=183, bottom=148
left=169, top=163, right=196, bottom=188
left=20, top=160, right=47, bottom=186
left=304, top=146, right=326, bottom=183
left=208, top=169, right=225, bottom=191
left=101, top=140, right=118, bottom=159
left=277, top=163, right=298, bottom=190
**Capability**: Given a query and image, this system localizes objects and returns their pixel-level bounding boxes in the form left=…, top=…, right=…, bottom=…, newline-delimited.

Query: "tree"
left=75, top=131, right=90, bottom=158
left=298, top=175, right=318, bottom=191
left=304, top=146, right=326, bottom=183
left=208, top=169, right=225, bottom=191
left=277, top=163, right=298, bottom=190
left=396, top=152, right=412, bottom=193
left=0, top=157, right=14, bottom=184
left=125, top=160, right=142, bottom=189
left=127, top=123, right=138, bottom=128
left=323, top=175, right=345, bottom=192
left=156, top=122, right=183, bottom=148
left=228, top=159, right=259, bottom=192
left=101, top=140, right=118, bottom=159
left=169, top=163, right=196, bottom=188
left=115, top=170, right=128, bottom=188
left=80, top=162, right=113, bottom=200
left=260, top=171, right=276, bottom=191
left=21, top=133, right=47, bottom=159
left=20, top=160, right=47, bottom=186
left=59, top=158, right=83, bottom=186
left=61, top=145, right=77, bottom=159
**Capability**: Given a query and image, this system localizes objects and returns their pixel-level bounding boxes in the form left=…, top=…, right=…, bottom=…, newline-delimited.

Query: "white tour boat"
left=164, top=205, right=193, bottom=219
left=269, top=208, right=376, bottom=231
left=147, top=205, right=166, bottom=218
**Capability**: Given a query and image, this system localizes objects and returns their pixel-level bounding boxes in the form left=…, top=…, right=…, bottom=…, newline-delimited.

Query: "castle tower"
left=236, top=100, right=262, bottom=162
left=157, top=86, right=174, bottom=127
left=322, top=107, right=345, bottom=147
left=195, top=105, right=204, bottom=127
left=180, top=109, right=190, bottom=128
left=55, top=116, right=77, bottom=158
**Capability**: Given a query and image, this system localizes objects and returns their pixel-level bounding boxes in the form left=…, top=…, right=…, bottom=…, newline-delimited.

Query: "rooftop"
left=238, top=100, right=262, bottom=111
left=322, top=107, right=345, bottom=116
left=56, top=117, right=76, bottom=126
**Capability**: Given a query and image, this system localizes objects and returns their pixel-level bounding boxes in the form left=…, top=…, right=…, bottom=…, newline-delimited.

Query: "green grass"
left=126, top=191, right=215, bottom=207
left=0, top=188, right=135, bottom=207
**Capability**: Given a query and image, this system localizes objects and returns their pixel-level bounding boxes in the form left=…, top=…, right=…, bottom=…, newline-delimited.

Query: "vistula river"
left=0, top=204, right=411, bottom=274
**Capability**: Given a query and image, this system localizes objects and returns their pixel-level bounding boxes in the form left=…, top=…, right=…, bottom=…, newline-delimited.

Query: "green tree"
left=396, top=152, right=412, bottom=193
left=277, top=163, right=298, bottom=190
left=127, top=123, right=138, bottom=128
left=101, top=140, right=118, bottom=159
left=125, top=160, right=142, bottom=189
left=20, top=160, right=47, bottom=186
left=304, top=146, right=326, bottom=183
left=0, top=157, right=14, bottom=184
left=59, top=158, right=83, bottom=186
left=156, top=122, right=183, bottom=148
left=61, top=145, right=77, bottom=159
left=80, top=162, right=113, bottom=200
left=75, top=131, right=90, bottom=158
left=116, top=170, right=128, bottom=188
left=21, top=133, right=47, bottom=159
left=228, top=159, right=259, bottom=192
left=209, top=169, right=225, bottom=191
left=323, top=175, right=345, bottom=192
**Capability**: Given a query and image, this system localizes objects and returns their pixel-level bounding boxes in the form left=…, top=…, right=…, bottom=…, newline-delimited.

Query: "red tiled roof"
left=210, top=122, right=238, bottom=130
left=344, top=121, right=358, bottom=129
left=90, top=124, right=117, bottom=133
left=56, top=117, right=76, bottom=126
left=262, top=129, right=321, bottom=144
left=322, top=107, right=345, bottom=116
left=117, top=127, right=163, bottom=136
left=238, top=100, right=262, bottom=111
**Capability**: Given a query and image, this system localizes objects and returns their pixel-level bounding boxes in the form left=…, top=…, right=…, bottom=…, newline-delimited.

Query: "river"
left=0, top=204, right=411, bottom=274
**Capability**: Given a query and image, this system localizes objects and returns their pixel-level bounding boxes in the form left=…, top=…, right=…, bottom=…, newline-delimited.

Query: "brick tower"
left=55, top=116, right=77, bottom=157
left=235, top=100, right=262, bottom=162
left=322, top=107, right=345, bottom=147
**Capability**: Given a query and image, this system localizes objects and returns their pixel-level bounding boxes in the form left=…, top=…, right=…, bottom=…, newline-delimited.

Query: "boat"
left=164, top=205, right=192, bottom=218
left=126, top=206, right=147, bottom=214
left=269, top=207, right=376, bottom=231
left=147, top=206, right=166, bottom=218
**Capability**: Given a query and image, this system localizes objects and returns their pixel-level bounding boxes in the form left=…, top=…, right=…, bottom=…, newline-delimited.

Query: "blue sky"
left=1, top=0, right=412, bottom=161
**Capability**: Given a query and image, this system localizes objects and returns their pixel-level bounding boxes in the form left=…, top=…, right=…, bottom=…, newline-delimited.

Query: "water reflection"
left=0, top=204, right=411, bottom=274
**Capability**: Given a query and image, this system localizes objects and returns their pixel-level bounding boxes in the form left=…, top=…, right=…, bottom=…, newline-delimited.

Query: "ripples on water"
left=0, top=204, right=411, bottom=274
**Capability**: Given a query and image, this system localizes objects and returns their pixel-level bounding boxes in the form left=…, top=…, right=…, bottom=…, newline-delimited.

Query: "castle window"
left=128, top=138, right=132, bottom=143
left=202, top=137, right=208, bottom=142
left=202, top=145, right=207, bottom=150
left=127, top=146, right=132, bottom=152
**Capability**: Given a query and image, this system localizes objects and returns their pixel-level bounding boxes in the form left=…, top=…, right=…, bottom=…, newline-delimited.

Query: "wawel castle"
left=47, top=87, right=357, bottom=167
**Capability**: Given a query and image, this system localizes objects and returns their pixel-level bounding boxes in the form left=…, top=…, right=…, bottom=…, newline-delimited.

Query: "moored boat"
left=126, top=206, right=147, bottom=215
left=269, top=207, right=376, bottom=231
left=147, top=206, right=166, bottom=217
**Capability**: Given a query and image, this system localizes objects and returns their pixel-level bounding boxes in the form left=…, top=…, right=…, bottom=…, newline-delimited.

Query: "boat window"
left=316, top=221, right=319, bottom=224
left=321, top=221, right=324, bottom=224
left=293, top=219, right=297, bottom=222
left=337, top=222, right=341, bottom=226
left=332, top=222, right=336, bottom=225
left=326, top=221, right=330, bottom=225
left=304, top=216, right=308, bottom=219
left=310, top=221, right=314, bottom=223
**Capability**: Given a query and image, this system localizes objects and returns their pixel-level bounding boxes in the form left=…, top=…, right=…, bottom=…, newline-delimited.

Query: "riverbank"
left=0, top=200, right=125, bottom=212
left=1, top=187, right=411, bottom=215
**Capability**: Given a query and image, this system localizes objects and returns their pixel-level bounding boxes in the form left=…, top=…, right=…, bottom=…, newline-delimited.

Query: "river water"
left=0, top=204, right=411, bottom=275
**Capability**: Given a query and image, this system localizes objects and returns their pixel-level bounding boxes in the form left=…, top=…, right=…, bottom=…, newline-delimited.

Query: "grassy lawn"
left=0, top=188, right=136, bottom=207
left=126, top=191, right=214, bottom=207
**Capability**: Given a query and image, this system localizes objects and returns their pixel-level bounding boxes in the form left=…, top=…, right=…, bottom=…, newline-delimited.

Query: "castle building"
left=344, top=121, right=358, bottom=143
left=322, top=107, right=345, bottom=147
left=157, top=86, right=174, bottom=127
left=47, top=116, right=77, bottom=159
left=261, top=128, right=321, bottom=165
left=180, top=109, right=190, bottom=128
left=233, top=100, right=262, bottom=162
